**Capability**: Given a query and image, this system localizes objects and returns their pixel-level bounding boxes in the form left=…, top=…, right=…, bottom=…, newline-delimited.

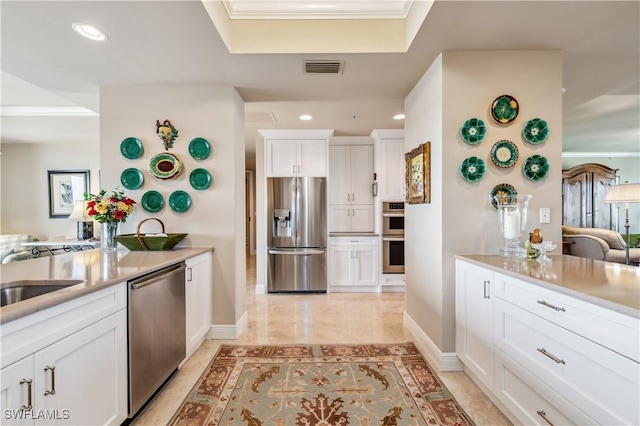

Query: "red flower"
left=88, top=208, right=98, bottom=216
left=87, top=201, right=96, bottom=208
left=110, top=197, right=119, bottom=203
left=113, top=210, right=125, bottom=220
left=123, top=198, right=135, bottom=205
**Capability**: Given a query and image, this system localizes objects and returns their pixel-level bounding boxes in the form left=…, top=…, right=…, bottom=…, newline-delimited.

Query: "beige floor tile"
left=131, top=255, right=511, bottom=426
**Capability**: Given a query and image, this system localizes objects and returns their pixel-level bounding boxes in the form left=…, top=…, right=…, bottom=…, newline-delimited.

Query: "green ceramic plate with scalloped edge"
left=141, top=190, right=164, bottom=213
left=490, top=140, right=519, bottom=168
left=460, top=156, right=486, bottom=182
left=523, top=155, right=550, bottom=181
left=491, top=95, right=519, bottom=125
left=120, top=137, right=144, bottom=159
left=169, top=190, right=192, bottom=213
left=120, top=168, right=144, bottom=190
left=490, top=183, right=517, bottom=209
left=189, top=168, right=212, bottom=190
left=188, top=137, right=211, bottom=160
left=460, top=118, right=487, bottom=145
left=523, top=118, right=550, bottom=144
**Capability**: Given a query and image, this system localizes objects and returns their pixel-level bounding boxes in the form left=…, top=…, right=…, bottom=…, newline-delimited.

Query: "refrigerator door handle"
left=268, top=249, right=326, bottom=255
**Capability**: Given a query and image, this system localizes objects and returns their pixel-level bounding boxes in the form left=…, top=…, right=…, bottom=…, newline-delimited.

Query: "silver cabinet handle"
left=537, top=348, right=566, bottom=364
left=537, top=300, right=566, bottom=312
left=537, top=410, right=555, bottom=426
left=20, top=379, right=33, bottom=409
left=187, top=267, right=193, bottom=282
left=293, top=165, right=296, bottom=174
left=297, top=165, right=301, bottom=173
left=483, top=280, right=490, bottom=299
left=44, top=366, right=56, bottom=395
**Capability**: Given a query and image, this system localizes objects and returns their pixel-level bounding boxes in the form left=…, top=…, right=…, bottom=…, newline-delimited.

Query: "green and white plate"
left=460, top=156, right=486, bottom=182
left=491, top=95, right=519, bottom=125
left=149, top=152, right=183, bottom=180
left=188, top=137, right=211, bottom=160
left=141, top=190, right=164, bottom=213
left=460, top=118, right=487, bottom=145
left=490, top=183, right=517, bottom=209
left=523, top=155, right=550, bottom=181
left=169, top=190, right=192, bottom=213
left=120, top=168, right=144, bottom=190
left=189, top=168, right=212, bottom=190
left=120, top=137, right=143, bottom=159
left=490, top=140, right=519, bottom=168
left=523, top=118, right=549, bottom=144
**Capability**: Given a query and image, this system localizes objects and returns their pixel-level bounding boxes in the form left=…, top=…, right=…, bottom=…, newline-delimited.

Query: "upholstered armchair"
left=562, top=226, right=640, bottom=265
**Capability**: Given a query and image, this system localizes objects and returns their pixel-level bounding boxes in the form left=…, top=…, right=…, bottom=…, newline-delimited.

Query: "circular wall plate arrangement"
left=490, top=140, right=519, bottom=168
left=120, top=168, right=144, bottom=190
left=490, top=183, right=518, bottom=209
left=523, top=155, right=550, bottom=181
left=169, top=190, right=192, bottom=213
left=522, top=118, right=550, bottom=144
left=141, top=190, right=164, bottom=213
left=459, top=156, right=486, bottom=182
left=188, top=137, right=211, bottom=160
left=460, top=118, right=487, bottom=144
left=189, top=168, right=212, bottom=190
left=491, top=95, right=519, bottom=125
left=149, top=152, right=183, bottom=180
left=120, top=137, right=144, bottom=159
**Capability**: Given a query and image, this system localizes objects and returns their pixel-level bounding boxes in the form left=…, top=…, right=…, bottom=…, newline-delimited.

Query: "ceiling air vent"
left=303, top=60, right=344, bottom=74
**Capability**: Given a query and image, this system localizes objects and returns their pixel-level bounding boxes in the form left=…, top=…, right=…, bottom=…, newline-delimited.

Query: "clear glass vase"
left=494, top=194, right=532, bottom=258
left=101, top=221, right=119, bottom=251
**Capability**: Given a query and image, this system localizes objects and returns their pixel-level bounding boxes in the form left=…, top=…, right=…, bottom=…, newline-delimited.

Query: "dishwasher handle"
left=130, top=263, right=186, bottom=290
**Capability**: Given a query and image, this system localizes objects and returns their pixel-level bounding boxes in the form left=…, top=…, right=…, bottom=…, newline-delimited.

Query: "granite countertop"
left=456, top=254, right=640, bottom=318
left=0, top=247, right=213, bottom=324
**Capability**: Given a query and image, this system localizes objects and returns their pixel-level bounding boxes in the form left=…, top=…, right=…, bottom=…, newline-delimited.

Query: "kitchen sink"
left=1, top=280, right=84, bottom=307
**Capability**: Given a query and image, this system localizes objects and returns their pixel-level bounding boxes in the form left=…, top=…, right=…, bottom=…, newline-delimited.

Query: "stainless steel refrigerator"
left=267, top=177, right=327, bottom=292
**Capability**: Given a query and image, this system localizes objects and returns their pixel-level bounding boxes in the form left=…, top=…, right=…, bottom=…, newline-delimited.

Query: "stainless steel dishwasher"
left=128, top=262, right=186, bottom=417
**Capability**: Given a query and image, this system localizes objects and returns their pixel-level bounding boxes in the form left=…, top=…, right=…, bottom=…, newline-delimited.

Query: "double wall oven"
left=382, top=202, right=405, bottom=274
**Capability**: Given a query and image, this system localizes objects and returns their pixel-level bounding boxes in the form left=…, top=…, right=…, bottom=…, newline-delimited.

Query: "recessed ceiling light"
left=72, top=23, right=108, bottom=41
left=299, top=114, right=312, bottom=121
left=393, top=114, right=405, bottom=120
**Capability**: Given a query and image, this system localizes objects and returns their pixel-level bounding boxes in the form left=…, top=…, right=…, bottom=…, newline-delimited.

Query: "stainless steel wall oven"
left=382, top=202, right=405, bottom=274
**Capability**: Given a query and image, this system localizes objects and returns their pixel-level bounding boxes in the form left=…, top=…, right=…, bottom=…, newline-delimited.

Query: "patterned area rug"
left=169, top=343, right=474, bottom=426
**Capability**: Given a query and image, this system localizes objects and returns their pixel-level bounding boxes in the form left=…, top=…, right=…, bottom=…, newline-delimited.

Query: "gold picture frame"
left=405, top=142, right=431, bottom=204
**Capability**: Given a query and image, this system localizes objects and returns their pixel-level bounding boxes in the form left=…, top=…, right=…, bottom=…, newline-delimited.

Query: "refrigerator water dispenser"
left=273, top=209, right=291, bottom=237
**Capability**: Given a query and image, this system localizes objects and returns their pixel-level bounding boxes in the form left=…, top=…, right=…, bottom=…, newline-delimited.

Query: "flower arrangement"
left=84, top=188, right=136, bottom=223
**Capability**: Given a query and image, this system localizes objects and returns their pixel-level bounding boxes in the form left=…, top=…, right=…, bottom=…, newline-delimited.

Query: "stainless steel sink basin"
left=1, top=280, right=84, bottom=307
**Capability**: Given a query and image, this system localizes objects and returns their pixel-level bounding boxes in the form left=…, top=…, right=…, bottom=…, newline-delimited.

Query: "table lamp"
left=69, top=200, right=94, bottom=240
left=605, top=182, right=640, bottom=265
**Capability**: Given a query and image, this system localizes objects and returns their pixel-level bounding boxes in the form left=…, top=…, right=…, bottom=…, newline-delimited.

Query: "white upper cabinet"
left=371, top=129, right=405, bottom=201
left=265, top=139, right=328, bottom=177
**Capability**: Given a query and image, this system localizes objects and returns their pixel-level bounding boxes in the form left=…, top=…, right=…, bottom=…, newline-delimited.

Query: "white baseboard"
left=380, top=285, right=405, bottom=293
left=209, top=310, right=249, bottom=339
left=403, top=312, right=464, bottom=372
left=255, top=284, right=266, bottom=294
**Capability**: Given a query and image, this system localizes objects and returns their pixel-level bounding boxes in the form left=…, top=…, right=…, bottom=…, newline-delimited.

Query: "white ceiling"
left=1, top=0, right=638, bottom=170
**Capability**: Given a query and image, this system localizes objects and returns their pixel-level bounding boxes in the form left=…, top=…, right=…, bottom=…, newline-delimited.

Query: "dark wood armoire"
left=562, top=163, right=618, bottom=230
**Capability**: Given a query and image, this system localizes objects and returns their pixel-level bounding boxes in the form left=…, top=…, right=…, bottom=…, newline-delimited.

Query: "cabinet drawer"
left=329, top=236, right=378, bottom=246
left=495, top=348, right=597, bottom=426
left=494, top=272, right=639, bottom=362
left=495, top=298, right=639, bottom=426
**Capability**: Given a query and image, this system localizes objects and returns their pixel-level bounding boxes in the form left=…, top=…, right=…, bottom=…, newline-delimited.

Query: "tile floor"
left=132, top=256, right=511, bottom=425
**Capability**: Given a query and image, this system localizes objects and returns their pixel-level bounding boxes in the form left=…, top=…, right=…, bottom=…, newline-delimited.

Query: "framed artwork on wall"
left=405, top=142, right=431, bottom=204
left=48, top=170, right=90, bottom=218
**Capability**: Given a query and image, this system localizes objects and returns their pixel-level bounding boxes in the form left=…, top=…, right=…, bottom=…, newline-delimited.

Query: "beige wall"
left=405, top=50, right=563, bottom=353
left=0, top=142, right=100, bottom=238
left=100, top=86, right=246, bottom=326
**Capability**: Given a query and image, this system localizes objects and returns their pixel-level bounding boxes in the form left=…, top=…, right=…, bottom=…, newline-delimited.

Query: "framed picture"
left=405, top=142, right=431, bottom=204
left=48, top=170, right=90, bottom=218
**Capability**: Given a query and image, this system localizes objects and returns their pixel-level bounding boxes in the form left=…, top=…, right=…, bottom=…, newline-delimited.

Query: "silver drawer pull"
left=44, top=366, right=56, bottom=395
left=537, top=300, right=566, bottom=312
left=483, top=280, right=490, bottom=299
left=537, top=348, right=566, bottom=364
left=20, top=379, right=33, bottom=410
left=537, top=410, right=555, bottom=426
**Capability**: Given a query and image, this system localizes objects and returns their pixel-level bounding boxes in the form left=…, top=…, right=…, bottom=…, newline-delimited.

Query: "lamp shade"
left=605, top=183, right=640, bottom=204
left=68, top=200, right=87, bottom=219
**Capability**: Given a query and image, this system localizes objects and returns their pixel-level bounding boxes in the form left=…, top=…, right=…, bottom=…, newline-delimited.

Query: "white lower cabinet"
left=0, top=310, right=127, bottom=426
left=185, top=252, right=212, bottom=358
left=329, top=237, right=378, bottom=291
left=455, top=259, right=640, bottom=426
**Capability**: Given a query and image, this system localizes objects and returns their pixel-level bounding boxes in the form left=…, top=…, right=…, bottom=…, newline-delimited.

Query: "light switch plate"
left=540, top=208, right=551, bottom=224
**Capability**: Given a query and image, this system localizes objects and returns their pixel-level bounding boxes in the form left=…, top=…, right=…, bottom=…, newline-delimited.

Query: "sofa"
left=0, top=234, right=39, bottom=263
left=562, top=226, right=640, bottom=265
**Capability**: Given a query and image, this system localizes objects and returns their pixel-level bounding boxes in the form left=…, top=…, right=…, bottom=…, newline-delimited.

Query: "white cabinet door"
left=353, top=245, right=378, bottom=286
left=34, top=310, right=128, bottom=426
left=298, top=139, right=327, bottom=176
left=186, top=253, right=212, bottom=358
left=329, top=146, right=351, bottom=204
left=350, top=145, right=374, bottom=205
left=455, top=260, right=494, bottom=391
left=378, top=138, right=404, bottom=200
left=266, top=139, right=297, bottom=176
left=328, top=246, right=353, bottom=286
left=328, top=206, right=351, bottom=233
left=1, top=356, right=34, bottom=426
left=350, top=206, right=374, bottom=233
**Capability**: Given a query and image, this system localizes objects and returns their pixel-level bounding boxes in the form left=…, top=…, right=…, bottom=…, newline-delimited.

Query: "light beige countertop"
left=0, top=247, right=213, bottom=324
left=329, top=233, right=380, bottom=237
left=456, top=254, right=640, bottom=318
